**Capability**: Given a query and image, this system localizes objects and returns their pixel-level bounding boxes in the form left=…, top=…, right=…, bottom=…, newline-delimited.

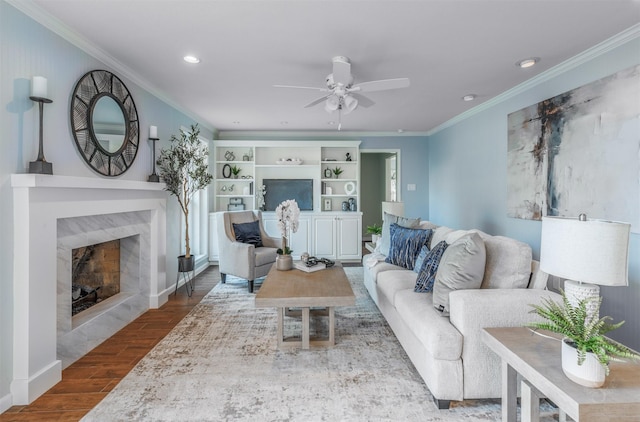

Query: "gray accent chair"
left=217, top=210, right=279, bottom=293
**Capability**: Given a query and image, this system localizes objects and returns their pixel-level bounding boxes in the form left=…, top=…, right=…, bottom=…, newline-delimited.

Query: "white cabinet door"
left=208, top=213, right=220, bottom=262
left=337, top=215, right=362, bottom=260
left=312, top=216, right=337, bottom=259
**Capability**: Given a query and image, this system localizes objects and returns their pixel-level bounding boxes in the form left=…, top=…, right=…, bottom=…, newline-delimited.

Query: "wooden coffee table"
left=255, top=262, right=356, bottom=349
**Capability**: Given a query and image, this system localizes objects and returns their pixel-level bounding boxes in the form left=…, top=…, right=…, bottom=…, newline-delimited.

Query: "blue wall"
left=427, top=35, right=640, bottom=350
left=0, top=1, right=211, bottom=406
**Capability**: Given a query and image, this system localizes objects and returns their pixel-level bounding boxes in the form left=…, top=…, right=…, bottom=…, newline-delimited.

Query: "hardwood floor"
left=0, top=266, right=220, bottom=422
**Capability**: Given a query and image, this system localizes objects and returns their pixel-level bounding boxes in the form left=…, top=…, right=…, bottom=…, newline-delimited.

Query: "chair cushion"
left=385, top=224, right=432, bottom=270
left=233, top=220, right=263, bottom=247
left=414, top=241, right=448, bottom=293
left=432, top=232, right=486, bottom=315
left=255, top=247, right=277, bottom=267
left=379, top=212, right=421, bottom=256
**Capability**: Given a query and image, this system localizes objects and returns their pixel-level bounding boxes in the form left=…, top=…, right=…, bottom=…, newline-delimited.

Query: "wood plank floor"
left=0, top=266, right=220, bottom=422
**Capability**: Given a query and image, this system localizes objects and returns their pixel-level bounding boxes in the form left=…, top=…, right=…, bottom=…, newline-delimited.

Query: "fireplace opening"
left=72, top=239, right=121, bottom=316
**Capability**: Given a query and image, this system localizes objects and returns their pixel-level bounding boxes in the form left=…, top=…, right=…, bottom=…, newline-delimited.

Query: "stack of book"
left=294, top=261, right=326, bottom=273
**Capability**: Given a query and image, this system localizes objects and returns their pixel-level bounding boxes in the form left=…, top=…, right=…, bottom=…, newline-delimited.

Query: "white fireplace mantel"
left=10, top=174, right=168, bottom=405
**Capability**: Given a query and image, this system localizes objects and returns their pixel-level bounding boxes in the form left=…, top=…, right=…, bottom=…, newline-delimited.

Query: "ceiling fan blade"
left=332, top=57, right=352, bottom=86
left=303, top=95, right=330, bottom=108
left=273, top=84, right=328, bottom=92
left=351, top=93, right=375, bottom=108
left=350, top=78, right=410, bottom=93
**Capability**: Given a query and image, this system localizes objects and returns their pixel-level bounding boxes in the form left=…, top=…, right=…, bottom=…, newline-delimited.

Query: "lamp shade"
left=540, top=216, right=630, bottom=287
left=381, top=201, right=404, bottom=221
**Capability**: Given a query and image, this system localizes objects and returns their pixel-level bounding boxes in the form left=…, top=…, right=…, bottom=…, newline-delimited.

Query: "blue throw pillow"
left=414, top=241, right=448, bottom=293
left=385, top=224, right=433, bottom=270
left=232, top=220, right=263, bottom=247
left=413, top=245, right=429, bottom=273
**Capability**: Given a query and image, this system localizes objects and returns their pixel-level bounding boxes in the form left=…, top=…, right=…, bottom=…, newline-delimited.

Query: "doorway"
left=360, top=149, right=401, bottom=240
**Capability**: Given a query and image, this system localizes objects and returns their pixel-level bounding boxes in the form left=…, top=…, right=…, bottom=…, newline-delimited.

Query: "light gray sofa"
left=363, top=221, right=561, bottom=409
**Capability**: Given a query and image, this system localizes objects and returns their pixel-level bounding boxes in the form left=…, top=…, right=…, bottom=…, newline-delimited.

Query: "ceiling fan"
left=274, top=56, right=410, bottom=129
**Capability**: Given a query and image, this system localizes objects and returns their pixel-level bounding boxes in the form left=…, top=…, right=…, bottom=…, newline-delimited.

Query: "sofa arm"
left=448, top=288, right=561, bottom=399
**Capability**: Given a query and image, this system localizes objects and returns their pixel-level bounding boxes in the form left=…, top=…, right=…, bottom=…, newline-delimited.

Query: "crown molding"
left=5, top=0, right=214, bottom=133
left=427, top=23, right=640, bottom=136
left=216, top=130, right=428, bottom=140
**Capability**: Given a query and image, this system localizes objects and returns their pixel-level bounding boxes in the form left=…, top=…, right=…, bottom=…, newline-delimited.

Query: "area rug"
left=82, top=267, right=556, bottom=421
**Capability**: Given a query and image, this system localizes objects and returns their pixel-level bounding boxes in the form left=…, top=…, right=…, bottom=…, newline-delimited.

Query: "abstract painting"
left=507, top=64, right=640, bottom=233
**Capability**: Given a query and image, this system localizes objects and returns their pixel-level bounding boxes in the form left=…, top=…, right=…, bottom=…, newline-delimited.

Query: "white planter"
left=371, top=234, right=380, bottom=245
left=561, top=338, right=605, bottom=388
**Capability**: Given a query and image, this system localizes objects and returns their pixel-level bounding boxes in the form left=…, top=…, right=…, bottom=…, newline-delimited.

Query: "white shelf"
left=215, top=161, right=253, bottom=164
left=321, top=178, right=357, bottom=182
left=321, top=194, right=358, bottom=197
left=215, top=178, right=254, bottom=182
left=254, top=164, right=319, bottom=168
left=321, top=160, right=357, bottom=164
left=216, top=194, right=254, bottom=198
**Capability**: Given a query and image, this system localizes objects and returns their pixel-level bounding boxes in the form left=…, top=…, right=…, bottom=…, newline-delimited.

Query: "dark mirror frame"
left=70, top=70, right=139, bottom=177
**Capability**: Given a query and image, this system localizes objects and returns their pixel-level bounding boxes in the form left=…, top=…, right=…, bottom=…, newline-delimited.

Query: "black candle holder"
left=148, top=137, right=160, bottom=182
left=29, top=96, right=53, bottom=174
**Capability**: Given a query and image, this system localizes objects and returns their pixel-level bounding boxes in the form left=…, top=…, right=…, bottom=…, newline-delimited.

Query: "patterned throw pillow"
left=232, top=220, right=263, bottom=247
left=414, top=241, right=448, bottom=292
left=379, top=212, right=421, bottom=256
left=385, top=224, right=433, bottom=270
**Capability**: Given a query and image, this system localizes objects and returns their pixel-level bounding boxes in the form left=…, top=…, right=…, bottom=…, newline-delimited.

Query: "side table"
left=482, top=327, right=640, bottom=422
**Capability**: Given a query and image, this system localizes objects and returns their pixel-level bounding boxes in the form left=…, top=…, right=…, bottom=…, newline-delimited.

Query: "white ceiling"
left=23, top=0, right=640, bottom=134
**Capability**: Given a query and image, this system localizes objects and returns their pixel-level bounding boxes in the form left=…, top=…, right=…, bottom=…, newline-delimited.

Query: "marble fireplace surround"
left=11, top=175, right=167, bottom=405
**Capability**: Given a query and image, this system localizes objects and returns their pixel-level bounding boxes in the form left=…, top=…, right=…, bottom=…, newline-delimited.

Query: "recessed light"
left=232, top=121, right=240, bottom=124
left=516, top=57, right=540, bottom=69
left=280, top=121, right=289, bottom=125
left=462, top=94, right=476, bottom=102
left=397, top=129, right=404, bottom=133
left=183, top=55, right=200, bottom=64
left=328, top=121, right=336, bottom=125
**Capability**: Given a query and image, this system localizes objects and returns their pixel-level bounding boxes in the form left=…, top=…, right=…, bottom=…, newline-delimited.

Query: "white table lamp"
left=540, top=214, right=630, bottom=318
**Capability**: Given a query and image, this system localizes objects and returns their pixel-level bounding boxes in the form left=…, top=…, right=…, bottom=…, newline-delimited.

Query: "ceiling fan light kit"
left=275, top=55, right=410, bottom=129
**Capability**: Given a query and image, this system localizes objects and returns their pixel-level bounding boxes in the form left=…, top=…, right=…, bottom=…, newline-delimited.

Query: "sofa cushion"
left=386, top=224, right=433, bottom=270
left=379, top=212, right=421, bottom=256
left=414, top=241, right=449, bottom=293
left=394, top=289, right=463, bottom=361
left=430, top=226, right=453, bottom=249
left=232, top=220, right=263, bottom=247
left=255, top=247, right=278, bottom=267
left=377, top=270, right=416, bottom=307
left=473, top=231, right=532, bottom=289
left=433, top=232, right=486, bottom=315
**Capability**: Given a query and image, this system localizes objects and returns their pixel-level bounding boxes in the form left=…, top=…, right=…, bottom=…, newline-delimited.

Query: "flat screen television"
left=263, top=179, right=313, bottom=211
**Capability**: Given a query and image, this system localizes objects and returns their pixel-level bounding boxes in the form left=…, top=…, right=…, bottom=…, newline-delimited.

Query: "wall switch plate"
left=407, top=184, right=416, bottom=191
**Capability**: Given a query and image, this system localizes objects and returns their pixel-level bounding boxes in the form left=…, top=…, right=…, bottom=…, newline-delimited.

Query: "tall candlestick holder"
left=29, top=96, right=53, bottom=174
left=148, top=137, right=160, bottom=182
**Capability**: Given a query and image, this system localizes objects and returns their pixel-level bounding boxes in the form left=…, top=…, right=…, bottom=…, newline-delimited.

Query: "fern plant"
left=528, top=291, right=639, bottom=375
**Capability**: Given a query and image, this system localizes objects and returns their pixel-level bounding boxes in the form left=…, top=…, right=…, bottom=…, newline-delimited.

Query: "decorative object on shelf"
left=276, top=158, right=303, bottom=165
left=342, top=201, right=349, bottom=211
left=243, top=186, right=250, bottom=195
left=324, top=167, right=333, bottom=178
left=528, top=291, right=639, bottom=388
left=344, top=181, right=356, bottom=195
left=332, top=166, right=343, bottom=178
left=346, top=152, right=352, bottom=161
left=301, top=252, right=310, bottom=263
left=367, top=223, right=382, bottom=245
left=227, top=197, right=245, bottom=211
left=243, top=153, right=250, bottom=161
left=222, top=163, right=232, bottom=178
left=241, top=175, right=252, bottom=179
left=256, top=184, right=266, bottom=211
left=70, top=70, right=139, bottom=177
left=147, top=125, right=160, bottom=182
left=224, top=150, right=235, bottom=161
left=221, top=184, right=234, bottom=192
left=348, top=197, right=357, bottom=211
left=323, top=198, right=332, bottom=211
left=275, top=199, right=300, bottom=270
left=326, top=186, right=333, bottom=195
left=230, top=165, right=241, bottom=179
left=28, top=76, right=53, bottom=174
left=540, top=214, right=630, bottom=321
left=156, top=124, right=213, bottom=269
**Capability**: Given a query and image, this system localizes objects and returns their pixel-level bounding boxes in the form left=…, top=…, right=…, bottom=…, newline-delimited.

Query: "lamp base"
left=29, top=160, right=53, bottom=175
left=148, top=174, right=160, bottom=182
left=564, top=279, right=599, bottom=319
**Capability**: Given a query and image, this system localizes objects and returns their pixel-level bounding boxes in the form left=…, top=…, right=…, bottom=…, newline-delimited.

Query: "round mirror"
left=70, top=70, right=139, bottom=177
left=91, top=95, right=126, bottom=154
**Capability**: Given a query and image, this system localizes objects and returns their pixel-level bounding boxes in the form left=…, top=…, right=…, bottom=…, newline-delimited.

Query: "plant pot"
left=178, top=255, right=195, bottom=272
left=276, top=254, right=293, bottom=271
left=371, top=234, right=380, bottom=245
left=561, top=338, right=605, bottom=388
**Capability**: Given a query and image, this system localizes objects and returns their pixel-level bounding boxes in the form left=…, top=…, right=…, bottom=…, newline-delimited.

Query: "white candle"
left=149, top=125, right=158, bottom=138
left=31, top=76, right=47, bottom=98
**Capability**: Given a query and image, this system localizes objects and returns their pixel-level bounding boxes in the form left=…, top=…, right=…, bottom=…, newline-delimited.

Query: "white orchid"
left=275, top=199, right=300, bottom=254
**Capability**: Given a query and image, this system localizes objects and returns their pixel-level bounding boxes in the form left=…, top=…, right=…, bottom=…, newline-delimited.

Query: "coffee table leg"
left=502, top=360, right=517, bottom=422
left=329, top=307, right=335, bottom=346
left=302, top=307, right=310, bottom=349
left=277, top=307, right=284, bottom=348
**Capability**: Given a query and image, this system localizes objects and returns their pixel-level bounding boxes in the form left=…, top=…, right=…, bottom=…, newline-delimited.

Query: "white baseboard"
left=0, top=392, right=12, bottom=413
left=10, top=360, right=61, bottom=405
left=156, top=260, right=212, bottom=304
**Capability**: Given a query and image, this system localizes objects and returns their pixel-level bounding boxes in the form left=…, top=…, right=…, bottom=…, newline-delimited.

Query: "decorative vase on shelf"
left=276, top=254, right=293, bottom=271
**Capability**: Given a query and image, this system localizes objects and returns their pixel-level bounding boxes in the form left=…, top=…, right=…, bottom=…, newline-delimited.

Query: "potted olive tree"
left=529, top=292, right=639, bottom=387
left=156, top=124, right=213, bottom=272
